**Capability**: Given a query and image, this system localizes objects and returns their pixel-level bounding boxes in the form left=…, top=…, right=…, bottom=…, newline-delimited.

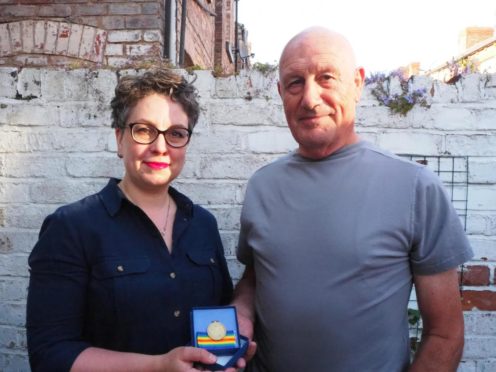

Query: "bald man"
left=233, top=27, right=473, bottom=372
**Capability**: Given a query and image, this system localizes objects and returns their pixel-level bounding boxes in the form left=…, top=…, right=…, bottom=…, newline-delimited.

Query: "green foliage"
left=252, top=62, right=278, bottom=76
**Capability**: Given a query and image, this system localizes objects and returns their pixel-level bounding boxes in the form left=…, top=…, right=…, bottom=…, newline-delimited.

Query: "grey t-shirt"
left=237, top=141, right=473, bottom=372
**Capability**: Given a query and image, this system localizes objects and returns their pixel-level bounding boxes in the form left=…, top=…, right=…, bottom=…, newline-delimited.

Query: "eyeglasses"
left=127, top=123, right=192, bottom=148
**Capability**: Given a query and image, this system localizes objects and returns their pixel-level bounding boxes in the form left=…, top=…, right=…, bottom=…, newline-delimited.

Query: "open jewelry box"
left=191, top=306, right=249, bottom=370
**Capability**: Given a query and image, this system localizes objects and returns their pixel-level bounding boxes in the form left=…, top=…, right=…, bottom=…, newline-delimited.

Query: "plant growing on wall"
left=366, top=70, right=430, bottom=116
left=445, top=57, right=478, bottom=84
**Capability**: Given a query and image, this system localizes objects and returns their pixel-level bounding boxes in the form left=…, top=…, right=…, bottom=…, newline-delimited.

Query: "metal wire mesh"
left=398, top=154, right=469, bottom=355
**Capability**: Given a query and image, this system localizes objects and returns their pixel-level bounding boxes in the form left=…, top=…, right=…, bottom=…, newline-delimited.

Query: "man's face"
left=278, top=31, right=365, bottom=159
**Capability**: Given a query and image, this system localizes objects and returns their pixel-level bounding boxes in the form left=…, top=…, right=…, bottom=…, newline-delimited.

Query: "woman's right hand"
left=157, top=346, right=218, bottom=372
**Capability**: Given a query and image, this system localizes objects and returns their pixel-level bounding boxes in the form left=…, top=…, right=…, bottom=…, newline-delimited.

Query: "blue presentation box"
left=191, top=306, right=249, bottom=370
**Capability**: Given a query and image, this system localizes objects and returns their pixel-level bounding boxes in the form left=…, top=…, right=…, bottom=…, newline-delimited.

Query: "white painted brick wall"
left=0, top=67, right=495, bottom=371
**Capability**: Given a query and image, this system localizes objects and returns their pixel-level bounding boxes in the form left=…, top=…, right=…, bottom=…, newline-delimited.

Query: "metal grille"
left=399, top=155, right=469, bottom=229
left=399, top=154, right=469, bottom=356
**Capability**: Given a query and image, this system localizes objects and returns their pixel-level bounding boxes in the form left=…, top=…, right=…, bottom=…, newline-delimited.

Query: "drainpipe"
left=234, top=0, right=239, bottom=73
left=169, top=0, right=177, bottom=64
left=164, top=0, right=177, bottom=64
left=179, top=0, right=187, bottom=66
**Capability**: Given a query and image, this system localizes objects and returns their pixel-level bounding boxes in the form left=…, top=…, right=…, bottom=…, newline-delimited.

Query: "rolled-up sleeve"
left=27, top=211, right=91, bottom=372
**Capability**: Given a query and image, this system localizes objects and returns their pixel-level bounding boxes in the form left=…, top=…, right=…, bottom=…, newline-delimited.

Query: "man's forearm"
left=409, top=331, right=463, bottom=372
left=232, top=266, right=256, bottom=318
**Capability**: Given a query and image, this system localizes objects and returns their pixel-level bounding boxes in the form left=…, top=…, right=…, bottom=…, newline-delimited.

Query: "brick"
left=67, top=23, right=83, bottom=57
left=13, top=55, right=48, bottom=66
left=463, top=335, right=496, bottom=359
left=461, top=265, right=490, bottom=286
left=0, top=251, right=29, bottom=277
left=125, top=43, right=156, bottom=56
left=462, top=290, right=496, bottom=311
left=106, top=56, right=129, bottom=68
left=0, top=4, right=37, bottom=17
left=378, top=132, right=444, bottom=155
left=78, top=25, right=96, bottom=60
left=21, top=20, right=35, bottom=53
left=0, top=353, right=30, bottom=372
left=29, top=179, right=106, bottom=203
left=446, top=133, right=496, bottom=155
left=7, top=100, right=58, bottom=125
left=205, top=205, right=241, bottom=231
left=0, top=278, right=29, bottom=302
left=143, top=30, right=162, bottom=42
left=125, top=15, right=162, bottom=29
left=468, top=185, right=496, bottom=211
left=38, top=3, right=72, bottom=16
left=55, top=22, right=71, bottom=56
left=173, top=181, right=240, bottom=205
left=91, top=29, right=107, bottom=63
left=0, top=24, right=11, bottom=57
left=247, top=129, right=298, bottom=154
left=467, top=213, right=496, bottom=236
left=75, top=3, right=108, bottom=16
left=459, top=74, right=482, bottom=102
left=464, top=312, right=496, bottom=336
left=107, top=30, right=141, bottom=42
left=101, top=16, right=126, bottom=30
left=33, top=21, right=46, bottom=53
left=0, top=302, right=27, bottom=327
left=104, top=43, right=124, bottom=56
left=8, top=22, right=22, bottom=53
left=219, top=231, right=238, bottom=256
left=469, top=236, right=496, bottom=261
left=65, top=155, right=123, bottom=178
left=0, top=234, right=12, bottom=253
left=44, top=21, right=58, bottom=54
left=0, top=325, right=26, bottom=351
left=469, top=158, right=496, bottom=184
left=210, top=99, right=285, bottom=126
left=0, top=68, right=18, bottom=100
left=0, top=181, right=31, bottom=203
left=142, top=2, right=160, bottom=14
left=426, top=106, right=474, bottom=131
left=109, top=2, right=141, bottom=15
left=16, top=68, right=41, bottom=99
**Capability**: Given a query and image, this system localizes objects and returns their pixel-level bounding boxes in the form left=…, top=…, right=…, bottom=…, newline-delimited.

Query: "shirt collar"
left=99, top=178, right=194, bottom=218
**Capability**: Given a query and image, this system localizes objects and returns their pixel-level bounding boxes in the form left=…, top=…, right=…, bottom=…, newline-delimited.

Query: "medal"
left=207, top=320, right=227, bottom=341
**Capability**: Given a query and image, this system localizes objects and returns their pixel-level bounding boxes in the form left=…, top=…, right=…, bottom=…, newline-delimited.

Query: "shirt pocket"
left=186, top=250, right=224, bottom=306
left=90, top=257, right=151, bottom=324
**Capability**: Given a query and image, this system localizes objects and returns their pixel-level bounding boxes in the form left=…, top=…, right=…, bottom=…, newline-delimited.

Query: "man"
left=233, top=27, right=473, bottom=371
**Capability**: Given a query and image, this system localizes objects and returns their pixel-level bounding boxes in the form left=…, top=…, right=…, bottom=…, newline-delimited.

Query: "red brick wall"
left=0, top=1, right=165, bottom=67
left=461, top=265, right=496, bottom=311
left=0, top=0, right=237, bottom=71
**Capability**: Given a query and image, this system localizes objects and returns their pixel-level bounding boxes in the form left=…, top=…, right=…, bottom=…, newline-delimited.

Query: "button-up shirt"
left=27, top=178, right=233, bottom=372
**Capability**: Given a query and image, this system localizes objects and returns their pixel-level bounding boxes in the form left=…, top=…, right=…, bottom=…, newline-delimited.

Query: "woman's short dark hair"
left=110, top=68, right=200, bottom=131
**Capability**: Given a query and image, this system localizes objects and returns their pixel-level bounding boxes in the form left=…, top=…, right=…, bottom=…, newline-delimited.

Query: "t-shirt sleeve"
left=236, top=179, right=256, bottom=266
left=410, top=167, right=473, bottom=275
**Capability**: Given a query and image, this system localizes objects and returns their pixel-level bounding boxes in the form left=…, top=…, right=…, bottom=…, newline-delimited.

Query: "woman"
left=26, top=69, right=234, bottom=371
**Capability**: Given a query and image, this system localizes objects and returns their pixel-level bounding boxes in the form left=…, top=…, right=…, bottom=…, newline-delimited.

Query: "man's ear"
left=354, top=67, right=365, bottom=102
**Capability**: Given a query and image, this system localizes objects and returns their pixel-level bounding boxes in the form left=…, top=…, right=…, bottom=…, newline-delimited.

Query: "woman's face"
left=115, top=93, right=190, bottom=193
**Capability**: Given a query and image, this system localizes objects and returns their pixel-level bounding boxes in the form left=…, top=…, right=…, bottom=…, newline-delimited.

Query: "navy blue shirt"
left=26, top=178, right=233, bottom=372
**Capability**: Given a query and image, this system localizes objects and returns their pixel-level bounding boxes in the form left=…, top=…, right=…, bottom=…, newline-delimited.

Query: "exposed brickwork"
left=462, top=290, right=496, bottom=311
left=0, top=0, right=239, bottom=72
left=461, top=265, right=491, bottom=286
left=0, top=21, right=107, bottom=64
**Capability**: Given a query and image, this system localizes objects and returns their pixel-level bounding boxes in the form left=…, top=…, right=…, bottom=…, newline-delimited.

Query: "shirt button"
left=210, top=258, right=216, bottom=264
left=117, top=265, right=124, bottom=272
left=169, top=272, right=176, bottom=279
left=174, top=310, right=181, bottom=317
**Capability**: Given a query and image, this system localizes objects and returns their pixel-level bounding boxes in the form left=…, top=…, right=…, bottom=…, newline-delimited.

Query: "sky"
left=238, top=0, right=496, bottom=74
